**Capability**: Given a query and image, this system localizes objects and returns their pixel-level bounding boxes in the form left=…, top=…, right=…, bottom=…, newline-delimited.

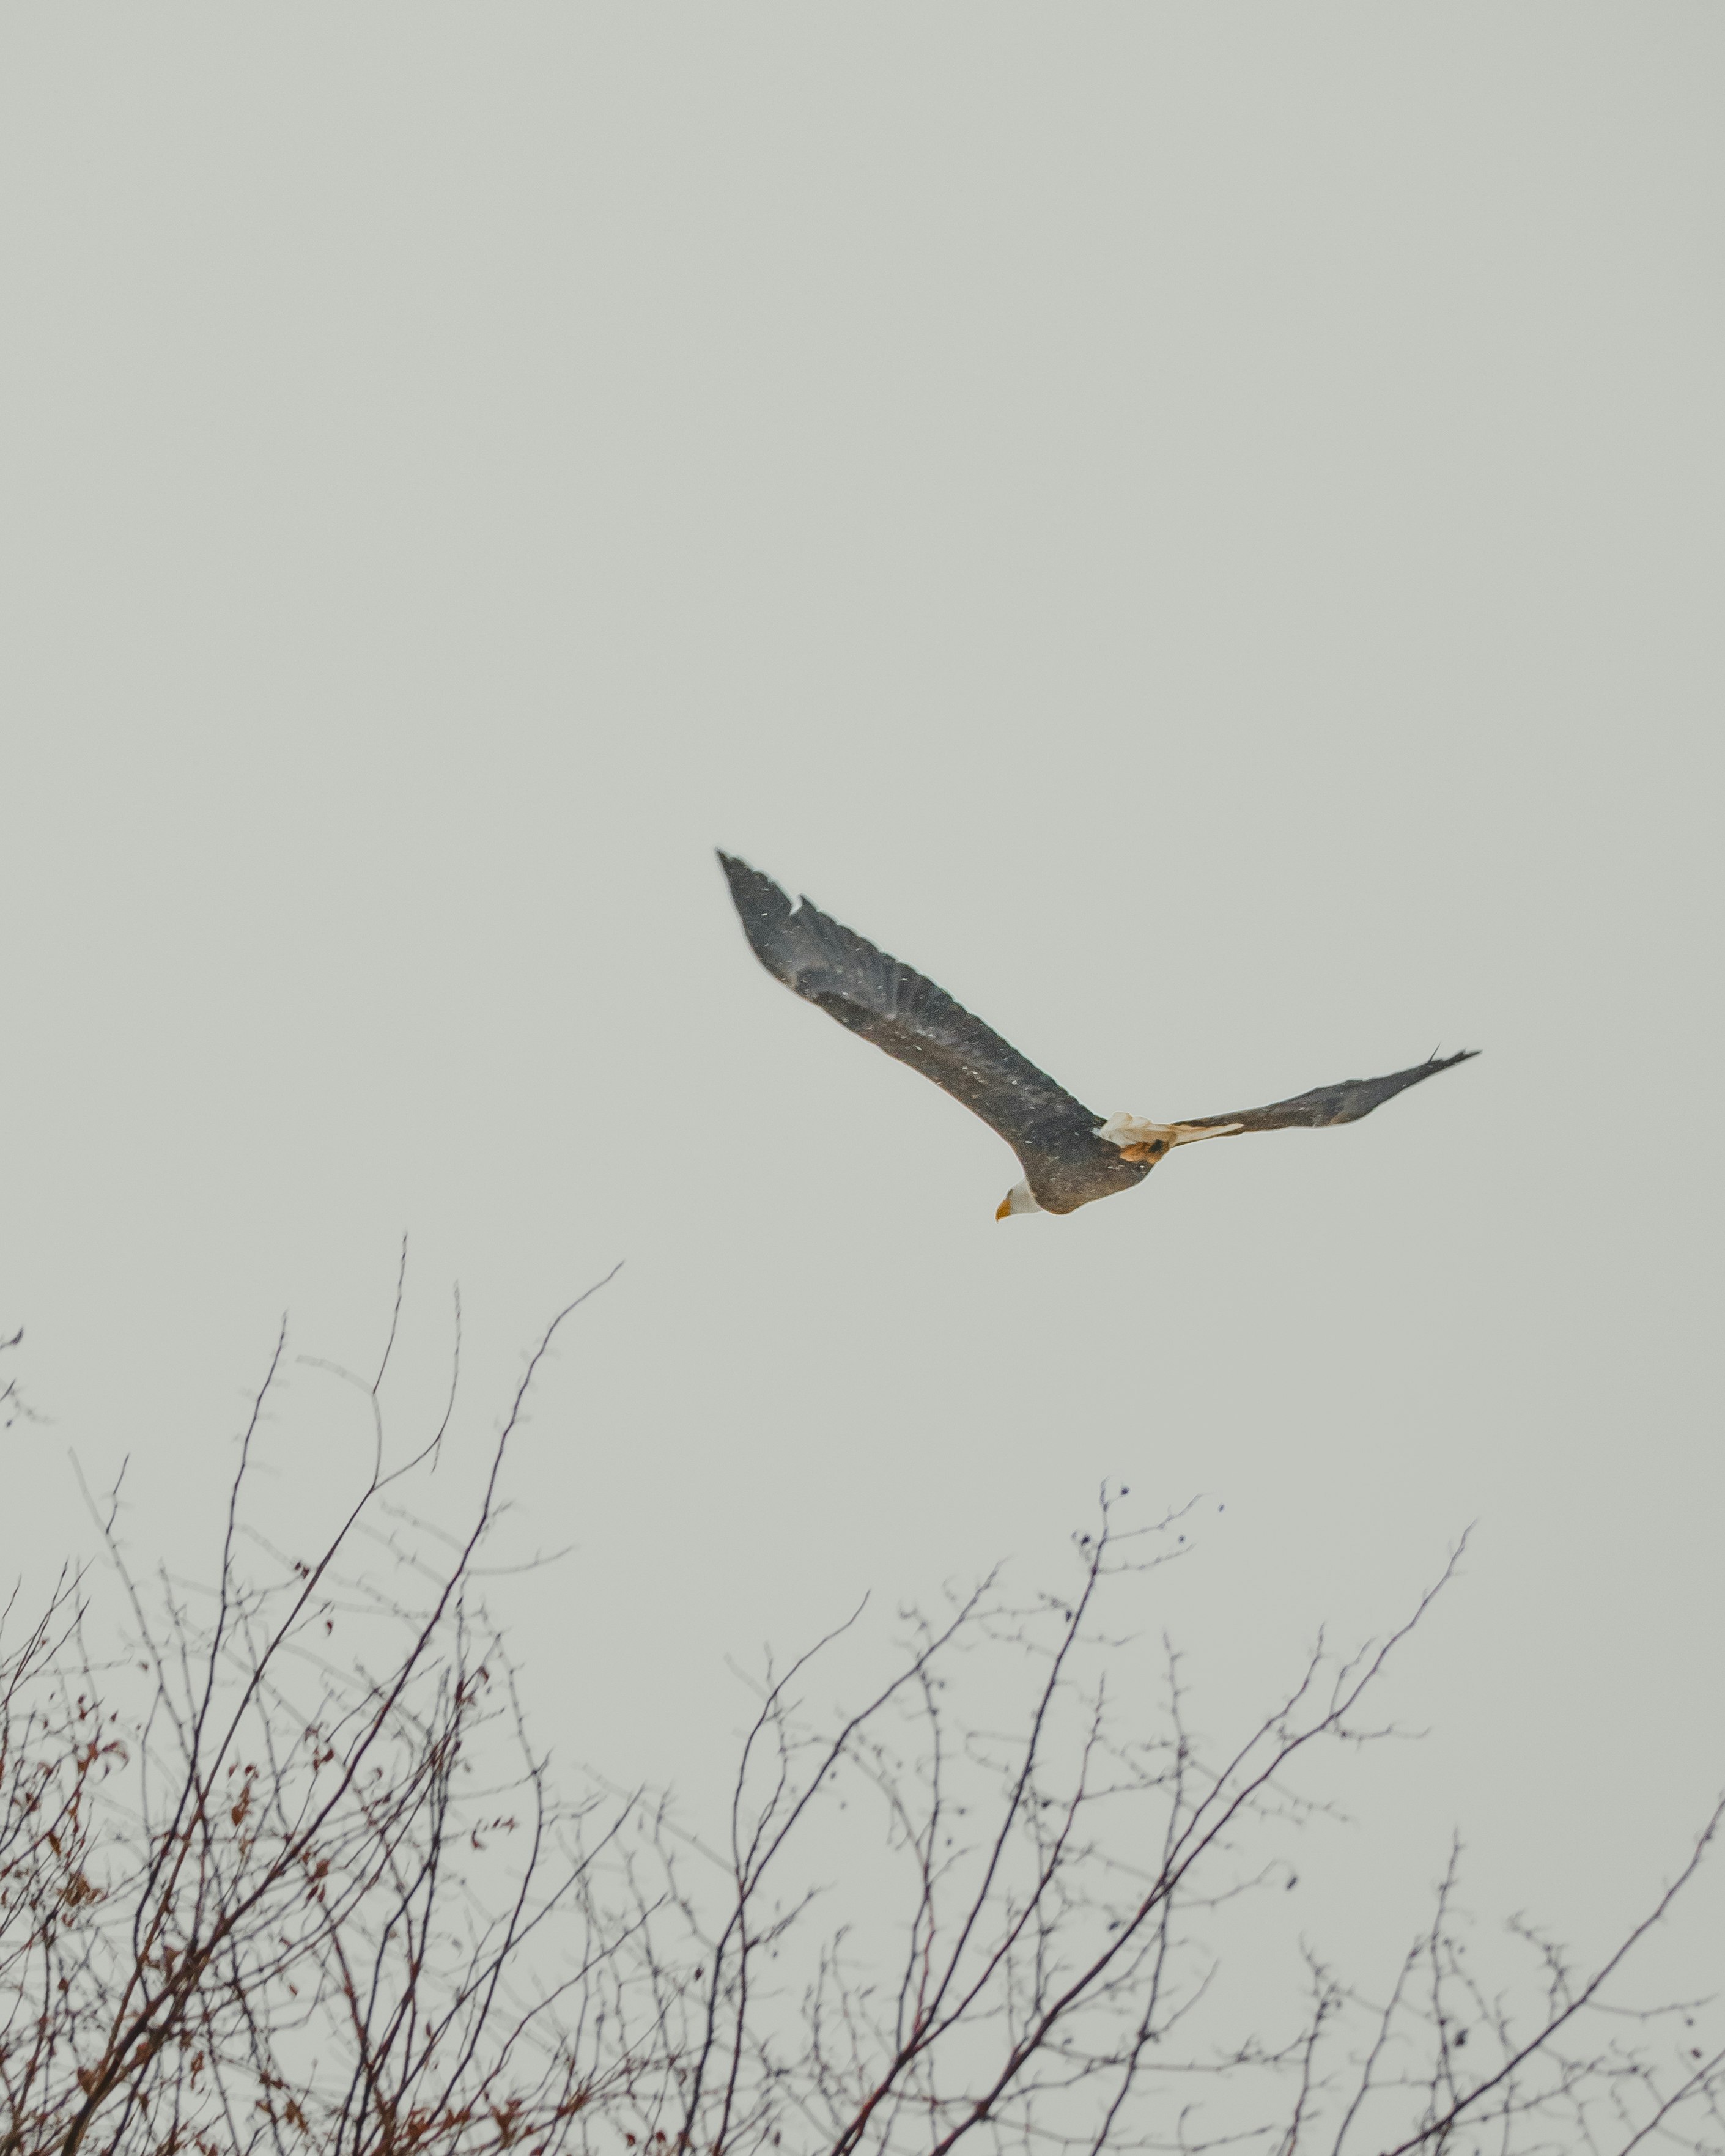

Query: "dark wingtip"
left=717, top=852, right=787, bottom=909
left=716, top=852, right=800, bottom=979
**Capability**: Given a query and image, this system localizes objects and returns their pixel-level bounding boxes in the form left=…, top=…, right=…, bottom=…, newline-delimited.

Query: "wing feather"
left=1181, top=1050, right=1478, bottom=1134
left=718, top=854, right=1132, bottom=1203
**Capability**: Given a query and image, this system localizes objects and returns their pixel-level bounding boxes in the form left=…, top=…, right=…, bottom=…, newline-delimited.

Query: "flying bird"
left=719, top=853, right=1476, bottom=1219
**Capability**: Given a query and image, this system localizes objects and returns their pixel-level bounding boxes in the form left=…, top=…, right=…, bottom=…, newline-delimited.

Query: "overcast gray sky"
left=4, top=4, right=1722, bottom=2008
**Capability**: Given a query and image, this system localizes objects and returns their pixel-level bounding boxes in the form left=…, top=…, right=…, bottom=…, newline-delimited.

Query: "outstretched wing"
left=718, top=854, right=1131, bottom=1198
left=1180, top=1049, right=1478, bottom=1134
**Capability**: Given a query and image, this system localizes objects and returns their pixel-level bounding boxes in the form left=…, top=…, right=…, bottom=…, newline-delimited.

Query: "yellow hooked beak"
left=995, top=1194, right=1013, bottom=1221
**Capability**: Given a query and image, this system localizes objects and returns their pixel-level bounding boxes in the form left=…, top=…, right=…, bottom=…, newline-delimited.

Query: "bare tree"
left=585, top=1506, right=1725, bottom=2156
left=0, top=1327, right=37, bottom=1435
left=2, top=1265, right=1721, bottom=2155
left=0, top=1264, right=630, bottom=2155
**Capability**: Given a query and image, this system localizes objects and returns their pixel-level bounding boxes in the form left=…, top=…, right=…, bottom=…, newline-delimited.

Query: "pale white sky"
left=2, top=3, right=1722, bottom=2012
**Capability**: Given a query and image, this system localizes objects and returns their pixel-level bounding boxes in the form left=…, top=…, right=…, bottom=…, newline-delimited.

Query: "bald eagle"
left=720, top=854, right=1476, bottom=1219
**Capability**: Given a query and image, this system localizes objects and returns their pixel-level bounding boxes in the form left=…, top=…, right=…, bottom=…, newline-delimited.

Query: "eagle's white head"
left=995, top=1179, right=1044, bottom=1221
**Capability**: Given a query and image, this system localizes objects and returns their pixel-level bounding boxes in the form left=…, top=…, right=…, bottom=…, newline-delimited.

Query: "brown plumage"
left=719, top=853, right=1476, bottom=1218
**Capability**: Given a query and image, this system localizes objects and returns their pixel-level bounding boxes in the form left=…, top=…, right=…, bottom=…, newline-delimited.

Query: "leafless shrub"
left=1, top=1264, right=1720, bottom=2156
